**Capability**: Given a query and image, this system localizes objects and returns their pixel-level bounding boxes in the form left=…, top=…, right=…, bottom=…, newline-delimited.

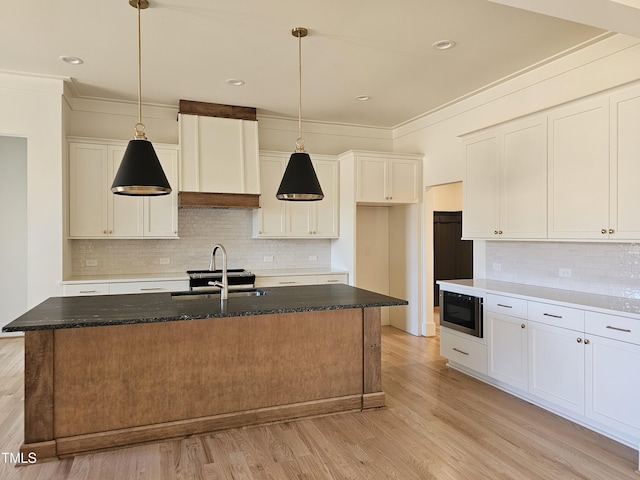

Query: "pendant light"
left=276, top=27, right=324, bottom=201
left=111, top=0, right=171, bottom=196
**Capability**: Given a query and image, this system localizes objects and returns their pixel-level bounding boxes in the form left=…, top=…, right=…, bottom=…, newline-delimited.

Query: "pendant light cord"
left=134, top=1, right=146, bottom=140
left=296, top=30, right=305, bottom=152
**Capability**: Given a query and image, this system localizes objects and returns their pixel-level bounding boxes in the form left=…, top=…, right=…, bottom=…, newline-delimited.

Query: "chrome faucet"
left=209, top=244, right=228, bottom=300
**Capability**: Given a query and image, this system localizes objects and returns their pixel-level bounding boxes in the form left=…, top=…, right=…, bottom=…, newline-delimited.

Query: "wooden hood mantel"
left=178, top=191, right=260, bottom=209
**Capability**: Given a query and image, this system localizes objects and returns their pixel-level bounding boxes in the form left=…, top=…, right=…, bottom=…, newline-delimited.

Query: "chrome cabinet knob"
left=601, top=229, right=607, bottom=234
left=609, top=229, right=615, bottom=234
left=521, top=324, right=526, bottom=329
left=584, top=339, right=591, bottom=345
left=577, top=338, right=583, bottom=343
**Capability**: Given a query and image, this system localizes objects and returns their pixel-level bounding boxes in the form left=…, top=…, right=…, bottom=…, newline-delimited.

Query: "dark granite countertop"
left=3, top=284, right=408, bottom=332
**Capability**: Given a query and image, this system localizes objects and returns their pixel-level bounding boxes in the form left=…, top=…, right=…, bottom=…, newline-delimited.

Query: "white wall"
left=0, top=136, right=27, bottom=334
left=392, top=34, right=640, bottom=314
left=0, top=73, right=65, bottom=333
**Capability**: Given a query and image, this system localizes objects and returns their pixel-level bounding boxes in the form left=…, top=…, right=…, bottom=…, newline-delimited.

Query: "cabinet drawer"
left=109, top=280, right=189, bottom=295
left=528, top=301, right=584, bottom=331
left=63, top=283, right=110, bottom=296
left=255, top=275, right=318, bottom=287
left=440, top=329, right=488, bottom=375
left=585, top=311, right=640, bottom=345
left=316, top=274, right=348, bottom=284
left=487, top=294, right=527, bottom=318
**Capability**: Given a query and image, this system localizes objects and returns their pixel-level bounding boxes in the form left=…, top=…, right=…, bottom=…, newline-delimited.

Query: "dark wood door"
left=433, top=211, right=473, bottom=306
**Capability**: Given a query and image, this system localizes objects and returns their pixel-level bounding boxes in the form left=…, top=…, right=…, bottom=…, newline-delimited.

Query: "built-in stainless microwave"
left=440, top=290, right=483, bottom=337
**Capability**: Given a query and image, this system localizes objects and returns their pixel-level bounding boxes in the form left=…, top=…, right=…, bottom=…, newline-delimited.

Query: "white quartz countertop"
left=251, top=268, right=348, bottom=277
left=62, top=268, right=348, bottom=284
left=438, top=279, right=640, bottom=319
left=62, top=273, right=189, bottom=284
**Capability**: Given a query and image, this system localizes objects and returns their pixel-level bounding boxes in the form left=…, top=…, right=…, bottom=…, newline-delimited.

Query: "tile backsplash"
left=70, top=208, right=332, bottom=276
left=486, top=241, right=640, bottom=299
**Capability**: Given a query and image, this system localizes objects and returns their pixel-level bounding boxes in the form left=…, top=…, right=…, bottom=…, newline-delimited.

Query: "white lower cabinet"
left=440, top=328, right=487, bottom=375
left=585, top=312, right=640, bottom=439
left=527, top=320, right=585, bottom=414
left=255, top=273, right=348, bottom=288
left=487, top=312, right=528, bottom=391
left=63, top=279, right=188, bottom=296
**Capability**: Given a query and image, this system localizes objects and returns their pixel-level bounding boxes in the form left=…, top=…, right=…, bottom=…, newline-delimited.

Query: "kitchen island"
left=3, top=284, right=406, bottom=461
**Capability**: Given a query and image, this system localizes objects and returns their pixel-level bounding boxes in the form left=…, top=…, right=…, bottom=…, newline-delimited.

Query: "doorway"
left=0, top=136, right=27, bottom=333
left=433, top=211, right=473, bottom=306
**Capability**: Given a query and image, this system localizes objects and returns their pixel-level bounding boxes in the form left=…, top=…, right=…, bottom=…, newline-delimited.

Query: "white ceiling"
left=3, top=0, right=634, bottom=128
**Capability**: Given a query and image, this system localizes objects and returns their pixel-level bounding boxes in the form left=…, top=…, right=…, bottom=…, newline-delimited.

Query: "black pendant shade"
left=276, top=152, right=324, bottom=201
left=110, top=139, right=171, bottom=195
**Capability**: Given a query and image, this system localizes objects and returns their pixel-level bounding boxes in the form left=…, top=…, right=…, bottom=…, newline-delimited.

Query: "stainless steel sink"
left=171, top=289, right=267, bottom=300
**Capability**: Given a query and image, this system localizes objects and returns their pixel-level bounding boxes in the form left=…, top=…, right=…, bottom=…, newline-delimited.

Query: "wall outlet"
left=159, top=258, right=170, bottom=265
left=559, top=268, right=572, bottom=278
left=263, top=255, right=274, bottom=262
left=492, top=263, right=501, bottom=271
left=309, top=255, right=318, bottom=261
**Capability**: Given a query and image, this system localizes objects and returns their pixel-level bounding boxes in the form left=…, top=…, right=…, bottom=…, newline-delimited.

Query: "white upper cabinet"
left=463, top=115, right=547, bottom=239
left=254, top=152, right=339, bottom=238
left=178, top=101, right=260, bottom=195
left=609, top=85, right=640, bottom=240
left=548, top=97, right=610, bottom=239
left=354, top=153, right=421, bottom=204
left=68, top=139, right=179, bottom=239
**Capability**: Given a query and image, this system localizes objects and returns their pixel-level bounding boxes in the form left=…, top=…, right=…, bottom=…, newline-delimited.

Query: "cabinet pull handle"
left=606, top=326, right=631, bottom=333
left=494, top=230, right=499, bottom=235
left=498, top=230, right=503, bottom=235
left=452, top=348, right=469, bottom=356
left=584, top=339, right=591, bottom=345
left=609, top=229, right=615, bottom=234
left=497, top=303, right=512, bottom=309
left=141, top=287, right=164, bottom=291
left=577, top=338, right=582, bottom=343
left=327, top=280, right=340, bottom=283
left=601, top=229, right=607, bottom=234
left=79, top=290, right=98, bottom=294
left=521, top=324, right=526, bottom=329
left=543, top=313, right=563, bottom=319
left=279, top=281, right=297, bottom=284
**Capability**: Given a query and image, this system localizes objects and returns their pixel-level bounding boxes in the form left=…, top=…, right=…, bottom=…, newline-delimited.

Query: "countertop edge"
left=437, top=279, right=640, bottom=320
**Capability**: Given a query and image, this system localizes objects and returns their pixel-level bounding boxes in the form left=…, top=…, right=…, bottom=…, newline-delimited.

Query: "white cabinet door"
left=108, top=145, right=144, bottom=237
left=388, top=158, right=419, bottom=203
left=585, top=334, right=640, bottom=438
left=528, top=321, right=585, bottom=414
left=548, top=98, right=610, bottom=239
left=463, top=135, right=500, bottom=238
left=609, top=87, right=640, bottom=240
left=255, top=155, right=286, bottom=237
left=313, top=159, right=339, bottom=237
left=357, top=156, right=387, bottom=203
left=69, top=143, right=109, bottom=237
left=501, top=118, right=547, bottom=239
left=487, top=312, right=528, bottom=391
left=145, top=148, right=179, bottom=237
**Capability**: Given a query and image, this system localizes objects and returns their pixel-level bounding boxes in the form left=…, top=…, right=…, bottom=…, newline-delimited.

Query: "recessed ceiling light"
left=226, top=79, right=245, bottom=86
left=355, top=95, right=371, bottom=101
left=59, top=55, right=84, bottom=65
left=432, top=40, right=456, bottom=50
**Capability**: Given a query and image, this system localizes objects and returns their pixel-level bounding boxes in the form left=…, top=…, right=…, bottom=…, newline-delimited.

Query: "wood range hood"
left=178, top=100, right=261, bottom=209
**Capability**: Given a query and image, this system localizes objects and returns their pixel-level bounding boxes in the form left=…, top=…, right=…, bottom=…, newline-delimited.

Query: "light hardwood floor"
left=1, top=326, right=638, bottom=479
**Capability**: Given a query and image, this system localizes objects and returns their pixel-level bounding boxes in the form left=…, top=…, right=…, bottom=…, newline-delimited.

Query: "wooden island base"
left=21, top=307, right=384, bottom=460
